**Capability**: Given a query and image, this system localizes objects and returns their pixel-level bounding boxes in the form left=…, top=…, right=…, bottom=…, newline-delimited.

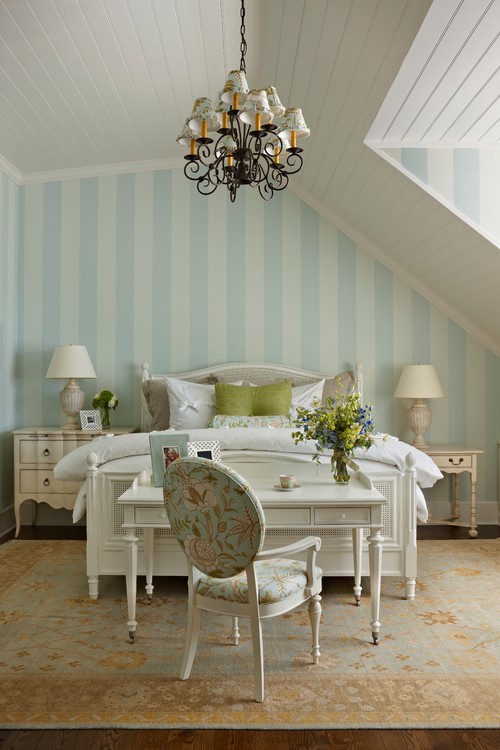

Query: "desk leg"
left=124, top=530, right=139, bottom=643
left=144, top=527, right=155, bottom=602
left=367, top=529, right=383, bottom=645
left=352, top=528, right=363, bottom=605
left=469, top=473, right=478, bottom=538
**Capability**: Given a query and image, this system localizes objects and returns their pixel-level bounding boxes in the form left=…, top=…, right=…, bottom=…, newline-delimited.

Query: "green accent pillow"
left=252, top=381, right=292, bottom=416
left=215, top=381, right=292, bottom=416
left=215, top=383, right=253, bottom=416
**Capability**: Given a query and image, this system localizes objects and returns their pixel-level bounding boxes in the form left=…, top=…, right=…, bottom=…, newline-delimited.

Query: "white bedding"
left=55, top=428, right=442, bottom=524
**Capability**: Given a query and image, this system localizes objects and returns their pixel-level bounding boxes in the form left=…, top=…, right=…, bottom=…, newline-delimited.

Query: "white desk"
left=118, top=461, right=387, bottom=646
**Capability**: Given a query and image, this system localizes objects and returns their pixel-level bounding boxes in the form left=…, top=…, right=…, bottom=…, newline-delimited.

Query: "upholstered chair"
left=163, top=456, right=323, bottom=703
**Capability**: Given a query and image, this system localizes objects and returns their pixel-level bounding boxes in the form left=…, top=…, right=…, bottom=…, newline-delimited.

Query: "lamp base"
left=60, top=379, right=85, bottom=431
left=407, top=399, right=432, bottom=450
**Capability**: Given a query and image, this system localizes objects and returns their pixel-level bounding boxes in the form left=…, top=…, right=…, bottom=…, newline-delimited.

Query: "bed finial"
left=355, top=361, right=363, bottom=399
left=141, top=362, right=151, bottom=382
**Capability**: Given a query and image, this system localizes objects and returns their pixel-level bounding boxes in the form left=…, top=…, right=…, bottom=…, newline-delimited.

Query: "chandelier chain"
left=239, top=0, right=247, bottom=73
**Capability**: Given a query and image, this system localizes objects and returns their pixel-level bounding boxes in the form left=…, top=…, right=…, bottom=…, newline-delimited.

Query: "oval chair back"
left=163, top=456, right=266, bottom=578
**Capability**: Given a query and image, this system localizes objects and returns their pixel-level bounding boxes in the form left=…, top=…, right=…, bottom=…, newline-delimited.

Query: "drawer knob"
left=160, top=511, right=167, bottom=519
left=341, top=513, right=346, bottom=519
left=449, top=457, right=464, bottom=466
left=43, top=448, right=50, bottom=457
left=43, top=478, right=50, bottom=487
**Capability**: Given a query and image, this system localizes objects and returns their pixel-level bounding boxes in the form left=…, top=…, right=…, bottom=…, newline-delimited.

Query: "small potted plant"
left=92, top=389, right=119, bottom=430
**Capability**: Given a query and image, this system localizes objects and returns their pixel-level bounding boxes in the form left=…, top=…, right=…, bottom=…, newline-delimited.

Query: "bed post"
left=86, top=451, right=100, bottom=600
left=141, top=361, right=151, bottom=382
left=355, top=361, right=363, bottom=399
left=403, top=452, right=417, bottom=600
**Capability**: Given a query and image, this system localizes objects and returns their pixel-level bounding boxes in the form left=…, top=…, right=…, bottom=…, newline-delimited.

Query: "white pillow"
left=165, top=377, right=216, bottom=430
left=290, top=379, right=325, bottom=416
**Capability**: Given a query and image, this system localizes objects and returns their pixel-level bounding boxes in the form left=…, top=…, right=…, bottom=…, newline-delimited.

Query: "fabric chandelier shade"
left=394, top=365, right=444, bottom=450
left=46, top=345, right=97, bottom=430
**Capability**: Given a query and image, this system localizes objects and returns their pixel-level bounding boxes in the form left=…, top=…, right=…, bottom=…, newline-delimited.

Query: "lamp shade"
left=46, top=345, right=96, bottom=380
left=394, top=365, right=444, bottom=399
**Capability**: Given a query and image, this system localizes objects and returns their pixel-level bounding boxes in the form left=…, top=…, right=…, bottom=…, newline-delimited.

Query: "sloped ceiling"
left=1, top=0, right=499, bottom=354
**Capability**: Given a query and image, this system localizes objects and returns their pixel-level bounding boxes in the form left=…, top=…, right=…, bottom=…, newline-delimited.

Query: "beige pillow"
left=322, top=370, right=356, bottom=405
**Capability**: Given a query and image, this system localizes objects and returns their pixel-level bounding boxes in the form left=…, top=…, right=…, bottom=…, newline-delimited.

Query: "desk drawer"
left=431, top=453, right=472, bottom=470
left=265, top=507, right=311, bottom=526
left=135, top=507, right=169, bottom=525
left=314, top=507, right=371, bottom=525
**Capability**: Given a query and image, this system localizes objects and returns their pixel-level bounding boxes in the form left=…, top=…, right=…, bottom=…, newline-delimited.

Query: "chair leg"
left=308, top=594, right=322, bottom=664
left=231, top=616, right=240, bottom=645
left=249, top=609, right=264, bottom=703
left=180, top=606, right=201, bottom=680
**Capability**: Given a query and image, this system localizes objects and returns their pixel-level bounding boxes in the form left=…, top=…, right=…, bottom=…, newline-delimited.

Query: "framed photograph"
left=80, top=409, right=102, bottom=430
left=187, top=440, right=221, bottom=463
left=149, top=433, right=189, bottom=487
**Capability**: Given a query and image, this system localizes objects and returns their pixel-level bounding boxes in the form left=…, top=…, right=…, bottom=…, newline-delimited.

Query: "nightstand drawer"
left=431, top=454, right=472, bottom=470
left=19, top=439, right=64, bottom=465
left=314, top=507, right=371, bottom=525
left=19, top=469, right=80, bottom=494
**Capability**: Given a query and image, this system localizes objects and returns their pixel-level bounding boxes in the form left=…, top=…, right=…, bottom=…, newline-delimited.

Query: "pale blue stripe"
left=0, top=176, right=9, bottom=425
left=300, top=202, right=320, bottom=370
left=115, top=173, right=135, bottom=417
left=152, top=170, right=172, bottom=373
left=374, top=262, right=394, bottom=426
left=411, top=291, right=430, bottom=363
left=401, top=148, right=427, bottom=183
left=484, top=349, right=500, bottom=503
left=79, top=179, right=98, bottom=359
left=42, top=181, right=62, bottom=425
left=16, top=186, right=25, bottom=422
left=226, top=195, right=246, bottom=360
left=454, top=149, right=479, bottom=223
left=189, top=189, right=209, bottom=369
left=264, top=194, right=283, bottom=363
left=337, top=231, right=357, bottom=370
left=448, top=320, right=467, bottom=441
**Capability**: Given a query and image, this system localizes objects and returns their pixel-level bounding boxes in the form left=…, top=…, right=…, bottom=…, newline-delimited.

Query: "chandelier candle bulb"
left=255, top=112, right=261, bottom=131
left=190, top=139, right=196, bottom=156
left=201, top=120, right=207, bottom=139
left=233, top=92, right=238, bottom=110
left=222, top=112, right=228, bottom=129
left=290, top=131, right=297, bottom=149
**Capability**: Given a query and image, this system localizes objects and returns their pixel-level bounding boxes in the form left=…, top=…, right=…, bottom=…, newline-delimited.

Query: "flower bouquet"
left=92, top=389, right=119, bottom=429
left=292, top=390, right=375, bottom=483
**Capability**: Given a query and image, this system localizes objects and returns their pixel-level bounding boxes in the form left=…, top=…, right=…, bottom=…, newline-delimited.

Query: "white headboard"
left=140, top=361, right=363, bottom=432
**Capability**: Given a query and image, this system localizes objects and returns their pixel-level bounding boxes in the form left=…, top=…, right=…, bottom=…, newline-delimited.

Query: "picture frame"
left=187, top=440, right=221, bottom=463
left=149, top=433, right=189, bottom=487
left=80, top=409, right=102, bottom=431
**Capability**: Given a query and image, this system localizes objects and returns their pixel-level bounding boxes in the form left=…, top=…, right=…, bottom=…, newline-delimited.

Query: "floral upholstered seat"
left=164, top=456, right=323, bottom=703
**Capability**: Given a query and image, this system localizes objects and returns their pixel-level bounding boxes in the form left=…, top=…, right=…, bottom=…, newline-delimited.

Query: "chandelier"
left=177, top=0, right=310, bottom=202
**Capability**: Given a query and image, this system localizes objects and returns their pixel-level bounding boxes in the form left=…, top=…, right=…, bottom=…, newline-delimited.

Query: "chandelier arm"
left=282, top=151, right=304, bottom=175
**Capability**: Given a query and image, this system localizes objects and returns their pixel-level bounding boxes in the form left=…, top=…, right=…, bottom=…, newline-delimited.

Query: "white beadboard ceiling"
left=1, top=0, right=500, bottom=354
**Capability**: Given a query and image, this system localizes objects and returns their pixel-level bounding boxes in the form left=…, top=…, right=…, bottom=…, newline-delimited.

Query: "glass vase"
left=101, top=409, right=110, bottom=430
left=331, top=452, right=350, bottom=484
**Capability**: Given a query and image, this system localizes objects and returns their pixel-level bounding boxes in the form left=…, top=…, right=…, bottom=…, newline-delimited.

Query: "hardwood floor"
left=1, top=524, right=498, bottom=749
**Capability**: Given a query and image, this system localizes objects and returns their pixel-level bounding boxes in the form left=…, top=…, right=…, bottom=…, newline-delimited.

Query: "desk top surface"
left=118, top=459, right=387, bottom=507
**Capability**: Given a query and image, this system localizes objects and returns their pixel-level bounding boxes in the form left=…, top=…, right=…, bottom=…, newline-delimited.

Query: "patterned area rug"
left=0, top=538, right=498, bottom=729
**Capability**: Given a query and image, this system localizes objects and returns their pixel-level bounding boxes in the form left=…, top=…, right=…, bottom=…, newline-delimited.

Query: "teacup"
left=279, top=474, right=301, bottom=489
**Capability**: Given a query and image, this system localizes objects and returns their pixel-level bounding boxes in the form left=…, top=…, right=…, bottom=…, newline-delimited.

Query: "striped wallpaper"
left=387, top=147, right=500, bottom=249
left=1, top=167, right=499, bottom=521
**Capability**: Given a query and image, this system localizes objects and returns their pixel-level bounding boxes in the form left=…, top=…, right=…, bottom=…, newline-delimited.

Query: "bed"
left=54, top=361, right=443, bottom=601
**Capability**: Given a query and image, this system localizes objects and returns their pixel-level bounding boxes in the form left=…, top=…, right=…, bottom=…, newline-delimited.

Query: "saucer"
left=273, top=483, right=301, bottom=491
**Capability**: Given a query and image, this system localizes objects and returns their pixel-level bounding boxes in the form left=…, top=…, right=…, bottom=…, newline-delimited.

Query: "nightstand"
left=423, top=445, right=483, bottom=538
left=13, top=427, right=138, bottom=537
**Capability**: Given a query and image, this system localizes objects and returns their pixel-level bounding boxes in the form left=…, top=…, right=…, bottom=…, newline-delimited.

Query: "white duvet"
left=54, top=428, right=442, bottom=524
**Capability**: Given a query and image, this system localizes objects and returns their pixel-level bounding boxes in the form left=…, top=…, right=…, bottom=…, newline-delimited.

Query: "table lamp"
left=394, top=364, right=444, bottom=449
left=46, top=344, right=97, bottom=430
